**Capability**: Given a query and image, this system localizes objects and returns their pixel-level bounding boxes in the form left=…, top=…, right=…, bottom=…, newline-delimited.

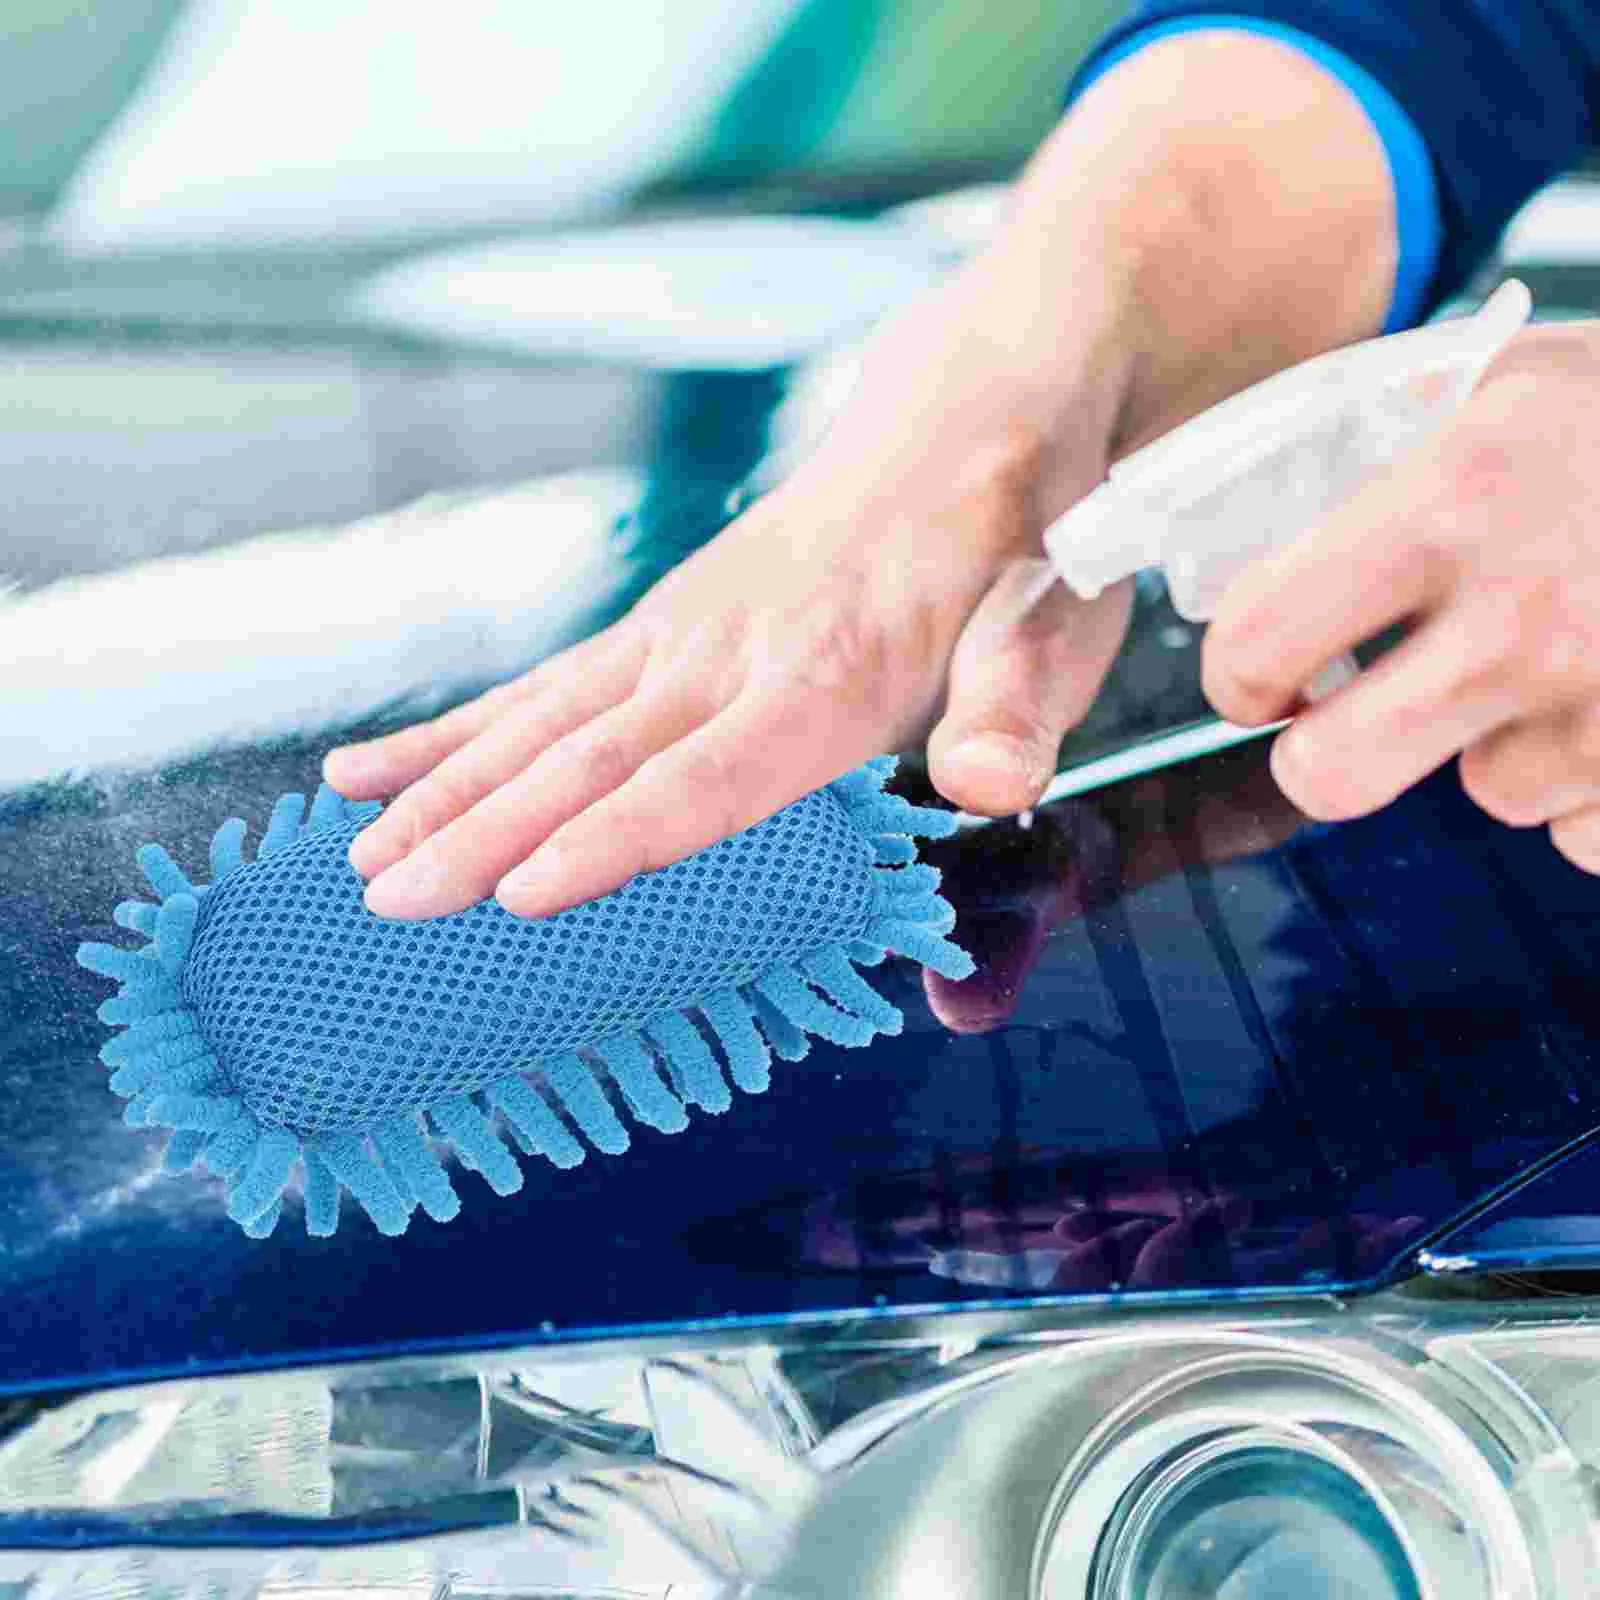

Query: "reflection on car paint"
left=6, top=720, right=1599, bottom=1392
left=695, top=748, right=1599, bottom=1301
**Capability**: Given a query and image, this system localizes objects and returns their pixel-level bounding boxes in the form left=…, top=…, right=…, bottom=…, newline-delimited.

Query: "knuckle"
left=969, top=703, right=1056, bottom=758
left=953, top=428, right=1046, bottom=546
left=600, top=816, right=662, bottom=880
left=380, top=785, right=464, bottom=855
left=1448, top=655, right=1517, bottom=720
left=661, top=743, right=746, bottom=841
left=792, top=607, right=893, bottom=701
left=577, top=732, right=638, bottom=794
left=1550, top=813, right=1600, bottom=874
left=633, top=607, right=683, bottom=663
left=415, top=761, right=485, bottom=828
left=1201, top=639, right=1289, bottom=723
left=376, top=798, right=434, bottom=859
left=1571, top=701, right=1600, bottom=769
left=1450, top=583, right=1529, bottom=695
left=1535, top=624, right=1595, bottom=689
left=1457, top=741, right=1539, bottom=826
left=650, top=624, right=743, bottom=707
left=573, top=816, right=654, bottom=885
left=1441, top=431, right=1524, bottom=515
left=1531, top=594, right=1600, bottom=688
left=1464, top=571, right=1597, bottom=695
left=1408, top=535, right=1463, bottom=602
left=674, top=739, right=740, bottom=805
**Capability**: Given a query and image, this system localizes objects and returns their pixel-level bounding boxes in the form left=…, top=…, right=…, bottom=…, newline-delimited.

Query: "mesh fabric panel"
left=182, top=789, right=876, bottom=1134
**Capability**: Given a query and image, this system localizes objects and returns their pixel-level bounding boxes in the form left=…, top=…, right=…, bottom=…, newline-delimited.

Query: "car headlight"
left=4, top=1294, right=1600, bottom=1598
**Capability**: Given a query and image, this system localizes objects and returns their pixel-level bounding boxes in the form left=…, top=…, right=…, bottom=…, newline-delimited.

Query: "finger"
left=361, top=677, right=717, bottom=919
left=1052, top=1208, right=1111, bottom=1244
left=494, top=679, right=888, bottom=919
left=920, top=907, right=1043, bottom=1035
left=1047, top=1218, right=1162, bottom=1291
left=1459, top=702, right=1600, bottom=826
left=928, top=562, right=1133, bottom=816
left=1550, top=803, right=1600, bottom=874
left=1267, top=588, right=1529, bottom=821
left=324, top=627, right=640, bottom=800
left=1203, top=460, right=1458, bottom=727
left=1126, top=1196, right=1250, bottom=1288
left=324, top=685, right=523, bottom=801
left=348, top=636, right=649, bottom=879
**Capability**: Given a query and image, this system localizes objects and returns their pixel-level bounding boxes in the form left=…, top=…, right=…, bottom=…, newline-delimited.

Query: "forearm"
left=1083, top=0, right=1598, bottom=312
left=1023, top=31, right=1396, bottom=447
left=844, top=31, right=1400, bottom=520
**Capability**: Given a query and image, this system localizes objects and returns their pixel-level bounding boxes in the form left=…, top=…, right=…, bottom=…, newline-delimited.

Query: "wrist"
left=825, top=248, right=1135, bottom=521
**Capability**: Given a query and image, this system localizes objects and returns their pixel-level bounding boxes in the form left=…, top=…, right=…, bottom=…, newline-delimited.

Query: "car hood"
left=6, top=713, right=1600, bottom=1395
left=3, top=211, right=1599, bottom=1397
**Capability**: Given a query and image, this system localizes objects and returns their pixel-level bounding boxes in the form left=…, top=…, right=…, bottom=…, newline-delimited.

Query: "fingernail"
left=346, top=831, right=395, bottom=879
left=1270, top=727, right=1353, bottom=818
left=324, top=743, right=373, bottom=782
left=364, top=851, right=443, bottom=919
left=496, top=846, right=566, bottom=917
left=1271, top=725, right=1309, bottom=784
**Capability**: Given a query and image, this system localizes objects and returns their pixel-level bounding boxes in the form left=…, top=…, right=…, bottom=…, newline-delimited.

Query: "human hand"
left=323, top=274, right=1134, bottom=920
left=325, top=19, right=1405, bottom=924
left=1204, top=320, right=1600, bottom=872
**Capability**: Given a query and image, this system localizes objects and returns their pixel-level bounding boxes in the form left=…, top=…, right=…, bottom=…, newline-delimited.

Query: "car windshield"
left=4, top=1, right=1600, bottom=1397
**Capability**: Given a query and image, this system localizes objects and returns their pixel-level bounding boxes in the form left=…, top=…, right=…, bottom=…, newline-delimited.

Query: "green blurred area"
left=812, top=0, right=1121, bottom=172
left=698, top=0, right=1122, bottom=182
left=0, top=0, right=1118, bottom=223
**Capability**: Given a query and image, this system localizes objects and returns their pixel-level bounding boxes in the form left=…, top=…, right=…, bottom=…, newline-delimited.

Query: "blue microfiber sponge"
left=76, top=757, right=973, bottom=1239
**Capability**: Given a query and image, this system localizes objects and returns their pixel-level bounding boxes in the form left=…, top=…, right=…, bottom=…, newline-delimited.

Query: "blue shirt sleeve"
left=1065, top=0, right=1599, bottom=320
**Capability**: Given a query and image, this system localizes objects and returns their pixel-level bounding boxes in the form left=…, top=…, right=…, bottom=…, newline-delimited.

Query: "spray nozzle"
left=1044, top=280, right=1534, bottom=623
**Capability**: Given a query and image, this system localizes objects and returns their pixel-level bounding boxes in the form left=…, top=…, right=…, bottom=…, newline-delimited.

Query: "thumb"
left=927, top=561, right=1132, bottom=816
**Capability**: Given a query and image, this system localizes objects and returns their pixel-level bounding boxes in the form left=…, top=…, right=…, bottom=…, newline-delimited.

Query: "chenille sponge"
left=76, top=757, right=973, bottom=1239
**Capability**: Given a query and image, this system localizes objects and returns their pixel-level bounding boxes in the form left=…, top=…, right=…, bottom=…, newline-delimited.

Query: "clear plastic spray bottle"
left=1044, top=279, right=1534, bottom=625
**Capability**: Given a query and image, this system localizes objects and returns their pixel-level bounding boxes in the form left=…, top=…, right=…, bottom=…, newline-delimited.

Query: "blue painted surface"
left=6, top=729, right=1599, bottom=1394
left=2, top=177, right=1598, bottom=1394
left=1424, top=1140, right=1600, bottom=1272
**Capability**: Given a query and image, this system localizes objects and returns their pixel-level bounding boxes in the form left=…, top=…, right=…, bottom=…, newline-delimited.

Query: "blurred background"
left=0, top=0, right=1121, bottom=571
left=1, top=0, right=1596, bottom=785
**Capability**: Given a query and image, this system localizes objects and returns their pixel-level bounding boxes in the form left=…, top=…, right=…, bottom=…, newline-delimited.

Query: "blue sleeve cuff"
left=1071, top=15, right=1443, bottom=333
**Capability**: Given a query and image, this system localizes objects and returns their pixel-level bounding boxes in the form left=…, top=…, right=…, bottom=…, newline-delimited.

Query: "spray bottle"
left=1044, top=279, right=1534, bottom=625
